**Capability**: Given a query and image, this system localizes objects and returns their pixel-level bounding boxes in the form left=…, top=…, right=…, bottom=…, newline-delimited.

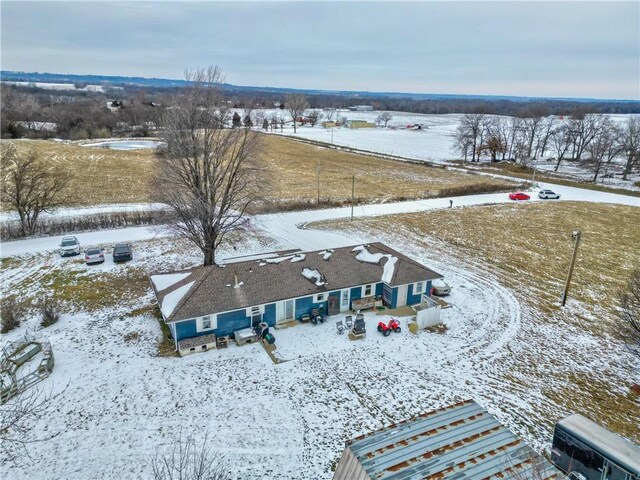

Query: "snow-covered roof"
left=150, top=242, right=441, bottom=323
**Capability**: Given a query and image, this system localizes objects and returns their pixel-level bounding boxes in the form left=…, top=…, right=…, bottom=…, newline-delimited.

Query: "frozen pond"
left=82, top=140, right=163, bottom=150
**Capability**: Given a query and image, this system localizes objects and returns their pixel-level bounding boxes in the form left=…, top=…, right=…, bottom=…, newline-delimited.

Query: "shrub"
left=40, top=298, right=61, bottom=328
left=634, top=181, right=640, bottom=188
left=0, top=298, right=22, bottom=333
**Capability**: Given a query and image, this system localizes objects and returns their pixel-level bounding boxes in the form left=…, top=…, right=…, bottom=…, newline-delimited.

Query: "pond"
left=82, top=140, right=164, bottom=150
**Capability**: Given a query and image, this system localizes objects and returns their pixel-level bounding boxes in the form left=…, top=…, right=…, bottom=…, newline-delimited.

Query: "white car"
left=59, top=236, right=81, bottom=256
left=431, top=279, right=451, bottom=296
left=538, top=189, right=561, bottom=199
left=84, top=248, right=105, bottom=265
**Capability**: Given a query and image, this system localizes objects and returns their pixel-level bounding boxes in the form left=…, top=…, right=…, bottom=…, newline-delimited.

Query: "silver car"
left=538, top=189, right=561, bottom=199
left=60, top=236, right=81, bottom=256
left=431, top=278, right=452, bottom=296
left=84, top=248, right=105, bottom=265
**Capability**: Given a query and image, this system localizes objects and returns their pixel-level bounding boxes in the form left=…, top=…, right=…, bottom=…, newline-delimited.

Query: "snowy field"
left=252, top=108, right=640, bottom=190
left=1, top=185, right=639, bottom=479
left=2, top=81, right=115, bottom=92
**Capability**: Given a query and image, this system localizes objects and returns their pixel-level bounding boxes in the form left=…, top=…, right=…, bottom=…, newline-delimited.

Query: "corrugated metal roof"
left=342, top=400, right=564, bottom=480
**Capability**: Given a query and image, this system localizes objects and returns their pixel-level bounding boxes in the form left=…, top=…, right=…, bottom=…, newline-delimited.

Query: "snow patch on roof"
left=151, top=272, right=191, bottom=291
left=160, top=281, right=195, bottom=318
left=302, top=268, right=326, bottom=286
left=318, top=250, right=333, bottom=261
left=291, top=254, right=306, bottom=263
left=353, top=245, right=398, bottom=284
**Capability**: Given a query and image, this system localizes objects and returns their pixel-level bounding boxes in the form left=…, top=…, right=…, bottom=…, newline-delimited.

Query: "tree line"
left=453, top=110, right=640, bottom=182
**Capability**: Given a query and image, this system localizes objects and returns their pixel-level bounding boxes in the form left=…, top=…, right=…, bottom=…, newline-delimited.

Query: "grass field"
left=2, top=136, right=516, bottom=209
left=311, top=201, right=640, bottom=442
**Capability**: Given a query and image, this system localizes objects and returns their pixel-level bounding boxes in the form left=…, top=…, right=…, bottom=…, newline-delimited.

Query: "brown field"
left=2, top=136, right=516, bottom=209
left=312, top=201, right=640, bottom=442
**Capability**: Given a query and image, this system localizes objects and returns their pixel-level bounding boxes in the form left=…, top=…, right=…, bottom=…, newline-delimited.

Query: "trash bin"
left=264, top=332, right=276, bottom=345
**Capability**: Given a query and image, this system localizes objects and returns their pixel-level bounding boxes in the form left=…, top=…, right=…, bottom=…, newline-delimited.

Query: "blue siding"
left=217, top=309, right=251, bottom=337
left=375, top=283, right=384, bottom=296
left=175, top=319, right=199, bottom=342
left=406, top=283, right=422, bottom=306
left=350, top=286, right=362, bottom=302
left=295, top=296, right=313, bottom=319
left=263, top=303, right=276, bottom=327
left=391, top=287, right=399, bottom=308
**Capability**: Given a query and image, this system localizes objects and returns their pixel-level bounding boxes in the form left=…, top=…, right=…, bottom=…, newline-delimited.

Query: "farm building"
left=150, top=243, right=441, bottom=353
left=333, top=399, right=565, bottom=480
left=347, top=120, right=376, bottom=129
left=348, top=105, right=374, bottom=111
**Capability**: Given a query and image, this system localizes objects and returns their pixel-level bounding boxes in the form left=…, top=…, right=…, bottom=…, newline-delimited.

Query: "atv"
left=377, top=318, right=402, bottom=336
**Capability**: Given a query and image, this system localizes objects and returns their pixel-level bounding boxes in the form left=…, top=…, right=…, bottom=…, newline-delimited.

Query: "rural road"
left=1, top=181, right=638, bottom=258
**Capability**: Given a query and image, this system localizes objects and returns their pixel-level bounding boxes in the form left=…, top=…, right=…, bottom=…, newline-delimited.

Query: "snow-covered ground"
left=2, top=81, right=114, bottom=92
left=3, top=181, right=637, bottom=258
left=81, top=140, right=164, bottom=150
left=1, top=181, right=639, bottom=479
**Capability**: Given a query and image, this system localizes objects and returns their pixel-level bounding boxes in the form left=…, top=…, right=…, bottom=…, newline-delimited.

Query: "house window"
left=414, top=281, right=426, bottom=294
left=247, top=305, right=264, bottom=317
left=364, top=284, right=373, bottom=296
left=314, top=293, right=326, bottom=303
left=202, top=316, right=212, bottom=329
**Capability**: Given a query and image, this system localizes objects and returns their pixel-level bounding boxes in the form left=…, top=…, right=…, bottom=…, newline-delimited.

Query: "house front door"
left=276, top=300, right=295, bottom=324
left=340, top=289, right=350, bottom=312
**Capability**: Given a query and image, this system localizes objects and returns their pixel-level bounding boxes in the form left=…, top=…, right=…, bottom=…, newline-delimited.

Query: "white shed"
left=413, top=294, right=441, bottom=329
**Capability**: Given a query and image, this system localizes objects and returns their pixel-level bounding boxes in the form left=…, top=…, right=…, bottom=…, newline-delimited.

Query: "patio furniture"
left=351, top=296, right=376, bottom=312
left=345, top=315, right=353, bottom=328
left=300, top=314, right=311, bottom=323
left=336, top=320, right=345, bottom=334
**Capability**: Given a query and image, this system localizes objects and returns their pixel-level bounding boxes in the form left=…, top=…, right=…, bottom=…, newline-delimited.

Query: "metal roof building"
left=333, top=399, right=565, bottom=480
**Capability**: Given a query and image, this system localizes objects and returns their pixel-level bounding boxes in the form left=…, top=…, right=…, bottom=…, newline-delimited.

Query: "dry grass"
left=2, top=136, right=515, bottom=209
left=313, top=202, right=640, bottom=441
left=3, top=139, right=155, bottom=208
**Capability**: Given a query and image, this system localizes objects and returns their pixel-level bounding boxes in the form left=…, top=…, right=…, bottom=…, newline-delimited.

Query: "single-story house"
left=333, top=399, right=566, bottom=479
left=150, top=243, right=442, bottom=352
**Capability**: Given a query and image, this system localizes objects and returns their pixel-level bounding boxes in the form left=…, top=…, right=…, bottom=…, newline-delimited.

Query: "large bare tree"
left=1, top=144, right=70, bottom=237
left=152, top=430, right=229, bottom=480
left=285, top=94, right=309, bottom=133
left=619, top=116, right=640, bottom=180
left=155, top=66, right=261, bottom=266
left=619, top=268, right=640, bottom=359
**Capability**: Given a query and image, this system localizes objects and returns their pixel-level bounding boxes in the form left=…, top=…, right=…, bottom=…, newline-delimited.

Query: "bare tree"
left=285, top=94, right=309, bottom=133
left=376, top=112, right=393, bottom=127
left=551, top=125, right=573, bottom=171
left=152, top=430, right=230, bottom=480
left=155, top=66, right=262, bottom=266
left=585, top=117, right=620, bottom=182
left=535, top=115, right=558, bottom=158
left=1, top=144, right=71, bottom=237
left=454, top=113, right=488, bottom=162
left=323, top=108, right=336, bottom=123
left=306, top=109, right=321, bottom=127
left=1, top=386, right=65, bottom=464
left=619, top=268, right=640, bottom=358
left=619, top=116, right=640, bottom=180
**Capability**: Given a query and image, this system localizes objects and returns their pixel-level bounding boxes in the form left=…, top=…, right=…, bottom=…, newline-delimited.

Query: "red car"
left=509, top=192, right=530, bottom=201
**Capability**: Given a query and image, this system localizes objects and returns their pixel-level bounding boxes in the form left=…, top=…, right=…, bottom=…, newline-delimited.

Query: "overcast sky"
left=1, top=1, right=639, bottom=99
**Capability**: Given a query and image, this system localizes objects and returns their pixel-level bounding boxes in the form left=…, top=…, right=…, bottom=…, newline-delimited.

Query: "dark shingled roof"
left=150, top=242, right=442, bottom=323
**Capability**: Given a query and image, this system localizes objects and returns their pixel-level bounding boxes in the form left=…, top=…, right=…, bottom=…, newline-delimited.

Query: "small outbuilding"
left=333, top=399, right=565, bottom=479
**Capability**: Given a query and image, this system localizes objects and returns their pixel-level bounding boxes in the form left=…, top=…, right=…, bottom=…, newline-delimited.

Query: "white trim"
left=363, top=283, right=374, bottom=297
left=196, top=314, right=217, bottom=332
left=313, top=292, right=327, bottom=303
left=246, top=305, right=265, bottom=317
left=414, top=281, right=427, bottom=295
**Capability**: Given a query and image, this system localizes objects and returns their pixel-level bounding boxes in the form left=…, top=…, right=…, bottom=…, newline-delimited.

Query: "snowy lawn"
left=2, top=200, right=639, bottom=479
left=312, top=200, right=640, bottom=444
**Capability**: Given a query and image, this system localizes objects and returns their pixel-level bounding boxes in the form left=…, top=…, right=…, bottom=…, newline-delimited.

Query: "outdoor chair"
left=345, top=315, right=353, bottom=328
left=336, top=320, right=345, bottom=334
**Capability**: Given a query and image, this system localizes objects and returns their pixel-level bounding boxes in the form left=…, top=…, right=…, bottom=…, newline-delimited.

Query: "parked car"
left=538, top=189, right=561, bottom=199
left=113, top=243, right=133, bottom=262
left=509, top=192, right=530, bottom=201
left=431, top=279, right=451, bottom=296
left=59, top=236, right=81, bottom=257
left=84, top=248, right=105, bottom=265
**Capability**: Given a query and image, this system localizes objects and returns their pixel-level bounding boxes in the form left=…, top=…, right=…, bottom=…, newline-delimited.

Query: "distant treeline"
left=1, top=79, right=639, bottom=140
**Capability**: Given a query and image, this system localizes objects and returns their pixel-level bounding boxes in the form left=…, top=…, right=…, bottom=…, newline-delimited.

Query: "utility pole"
left=316, top=160, right=321, bottom=206
left=561, top=230, right=581, bottom=306
left=350, top=175, right=355, bottom=221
